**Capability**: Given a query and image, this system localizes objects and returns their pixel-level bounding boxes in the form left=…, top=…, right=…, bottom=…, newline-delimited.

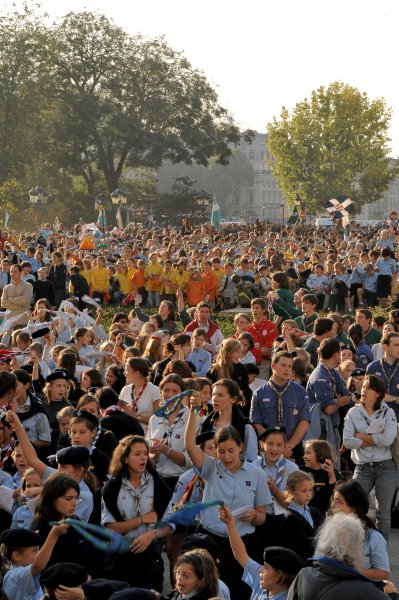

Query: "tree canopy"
left=266, top=82, right=398, bottom=214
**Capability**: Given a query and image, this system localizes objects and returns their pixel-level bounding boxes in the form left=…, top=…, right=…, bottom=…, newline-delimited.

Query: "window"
left=248, top=192, right=254, bottom=205
left=249, top=150, right=255, bottom=160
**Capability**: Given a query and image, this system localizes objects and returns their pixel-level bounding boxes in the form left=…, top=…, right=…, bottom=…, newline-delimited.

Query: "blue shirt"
left=11, top=504, right=35, bottom=529
left=255, top=456, right=298, bottom=514
left=0, top=469, right=15, bottom=490
left=44, top=466, right=93, bottom=521
left=243, top=558, right=288, bottom=600
left=3, top=565, right=42, bottom=600
left=363, top=527, right=389, bottom=571
left=376, top=256, right=397, bottom=276
left=307, top=363, right=350, bottom=428
left=250, top=380, right=310, bottom=439
left=364, top=273, right=378, bottom=292
left=199, top=454, right=271, bottom=537
left=187, top=347, right=212, bottom=376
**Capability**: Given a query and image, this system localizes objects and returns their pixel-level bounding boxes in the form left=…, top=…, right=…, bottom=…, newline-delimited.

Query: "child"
left=255, top=427, right=298, bottom=551
left=301, top=439, right=341, bottom=516
left=279, top=470, right=324, bottom=561
left=0, top=524, right=68, bottom=600
left=306, top=264, right=330, bottom=310
left=358, top=263, right=378, bottom=308
left=91, top=256, right=109, bottom=303
left=218, top=262, right=238, bottom=309
left=238, top=332, right=256, bottom=365
left=11, top=468, right=43, bottom=529
left=329, top=262, right=350, bottom=313
left=219, top=504, right=304, bottom=600
left=232, top=312, right=252, bottom=337
left=173, top=550, right=219, bottom=600
left=376, top=247, right=397, bottom=307
left=196, top=378, right=213, bottom=416
left=187, top=328, right=212, bottom=377
left=187, top=269, right=207, bottom=307
left=69, top=266, right=90, bottom=310
left=33, top=267, right=55, bottom=307
left=11, top=445, right=28, bottom=489
left=56, top=406, right=76, bottom=434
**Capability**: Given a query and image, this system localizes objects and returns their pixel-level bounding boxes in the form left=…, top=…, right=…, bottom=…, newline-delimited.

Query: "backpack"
left=238, top=289, right=252, bottom=308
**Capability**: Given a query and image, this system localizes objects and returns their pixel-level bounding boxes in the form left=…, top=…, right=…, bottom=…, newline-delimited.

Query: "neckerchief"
left=103, top=405, right=122, bottom=416
left=123, top=472, right=152, bottom=518
left=267, top=379, right=291, bottom=424
left=274, top=455, right=287, bottom=488
left=320, top=362, right=338, bottom=399
left=161, top=408, right=186, bottom=447
left=0, top=439, right=16, bottom=470
left=130, top=381, right=148, bottom=413
left=174, top=473, right=205, bottom=509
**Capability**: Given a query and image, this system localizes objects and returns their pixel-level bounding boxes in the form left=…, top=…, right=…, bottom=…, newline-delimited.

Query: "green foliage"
left=266, top=82, right=397, bottom=213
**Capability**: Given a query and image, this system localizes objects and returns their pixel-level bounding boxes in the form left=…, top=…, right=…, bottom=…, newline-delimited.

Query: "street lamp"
left=110, top=188, right=127, bottom=205
left=194, top=191, right=212, bottom=207
left=280, top=203, right=285, bottom=224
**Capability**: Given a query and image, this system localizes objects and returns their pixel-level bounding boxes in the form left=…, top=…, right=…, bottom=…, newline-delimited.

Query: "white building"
left=225, top=132, right=290, bottom=222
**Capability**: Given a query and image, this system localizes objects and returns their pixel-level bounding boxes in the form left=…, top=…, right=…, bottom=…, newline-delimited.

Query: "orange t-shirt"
left=187, top=280, right=207, bottom=306
left=202, top=271, right=218, bottom=302
left=132, top=270, right=145, bottom=289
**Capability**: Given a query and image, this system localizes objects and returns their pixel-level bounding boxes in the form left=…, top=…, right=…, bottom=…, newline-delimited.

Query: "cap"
left=56, top=446, right=90, bottom=466
left=351, top=368, right=366, bottom=377
left=263, top=546, right=304, bottom=574
left=46, top=368, right=71, bottom=383
left=40, top=562, right=87, bottom=589
left=0, top=528, right=41, bottom=550
left=259, top=426, right=287, bottom=442
left=73, top=409, right=99, bottom=428
left=82, top=579, right=130, bottom=600
left=195, top=431, right=215, bottom=446
left=180, top=533, right=219, bottom=562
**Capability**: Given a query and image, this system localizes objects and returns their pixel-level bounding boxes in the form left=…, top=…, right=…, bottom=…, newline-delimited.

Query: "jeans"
left=353, top=459, right=398, bottom=541
left=147, top=290, right=160, bottom=307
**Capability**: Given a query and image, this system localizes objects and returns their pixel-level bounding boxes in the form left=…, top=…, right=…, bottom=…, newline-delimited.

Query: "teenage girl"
left=185, top=394, right=270, bottom=600
left=172, top=551, right=219, bottom=600
left=301, top=439, right=341, bottom=516
left=279, top=470, right=324, bottom=561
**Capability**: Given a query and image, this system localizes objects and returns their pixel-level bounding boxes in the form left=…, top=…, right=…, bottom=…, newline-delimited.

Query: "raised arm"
left=219, top=504, right=249, bottom=568
left=5, top=410, right=47, bottom=477
left=184, top=395, right=205, bottom=471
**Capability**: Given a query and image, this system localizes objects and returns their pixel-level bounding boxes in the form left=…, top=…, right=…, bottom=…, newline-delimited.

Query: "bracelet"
left=140, top=515, right=144, bottom=524
left=165, top=446, right=171, bottom=456
left=154, top=529, right=159, bottom=539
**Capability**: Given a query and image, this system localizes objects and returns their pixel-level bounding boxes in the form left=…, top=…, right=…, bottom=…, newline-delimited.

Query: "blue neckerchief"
left=311, top=556, right=360, bottom=575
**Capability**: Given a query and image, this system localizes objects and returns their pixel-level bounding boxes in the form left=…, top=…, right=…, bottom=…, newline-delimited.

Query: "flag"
left=4, top=208, right=9, bottom=229
left=116, top=206, right=123, bottom=229
left=97, top=208, right=107, bottom=232
left=324, top=196, right=355, bottom=220
left=211, top=194, right=221, bottom=231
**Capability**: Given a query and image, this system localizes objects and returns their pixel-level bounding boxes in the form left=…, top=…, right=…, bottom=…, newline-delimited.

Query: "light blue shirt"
left=187, top=347, right=212, bottom=376
left=43, top=466, right=93, bottom=521
left=3, top=565, right=42, bottom=600
left=243, top=558, right=288, bottom=600
left=0, top=469, right=15, bottom=490
left=255, top=456, right=298, bottom=514
left=199, top=454, right=270, bottom=537
left=288, top=501, right=314, bottom=527
left=363, top=527, right=389, bottom=571
left=376, top=257, right=397, bottom=276
left=11, top=504, right=35, bottom=529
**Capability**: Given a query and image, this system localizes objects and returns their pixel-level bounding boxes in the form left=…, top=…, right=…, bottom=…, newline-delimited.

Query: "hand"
left=239, top=508, right=257, bottom=522
left=383, top=581, right=397, bottom=594
left=115, top=333, right=124, bottom=346
left=321, top=458, right=335, bottom=477
left=218, top=504, right=234, bottom=524
left=131, top=531, right=154, bottom=554
left=189, top=393, right=202, bottom=411
left=54, top=585, right=85, bottom=600
left=142, top=511, right=158, bottom=525
left=267, top=477, right=278, bottom=495
left=150, top=438, right=168, bottom=457
left=50, top=521, right=70, bottom=537
left=5, top=410, right=22, bottom=430
left=283, top=445, right=293, bottom=458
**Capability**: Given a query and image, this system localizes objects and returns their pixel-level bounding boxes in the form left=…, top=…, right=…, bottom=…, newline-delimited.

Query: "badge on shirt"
left=246, top=481, right=251, bottom=486
left=175, top=434, right=181, bottom=439
left=293, top=409, right=298, bottom=415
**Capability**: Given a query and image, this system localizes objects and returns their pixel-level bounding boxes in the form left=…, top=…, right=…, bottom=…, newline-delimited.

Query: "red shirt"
left=247, top=318, right=278, bottom=364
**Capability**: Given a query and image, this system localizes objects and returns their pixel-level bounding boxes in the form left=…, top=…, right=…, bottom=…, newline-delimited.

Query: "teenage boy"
left=247, top=297, right=278, bottom=379
left=187, top=328, right=212, bottom=377
left=294, top=293, right=319, bottom=333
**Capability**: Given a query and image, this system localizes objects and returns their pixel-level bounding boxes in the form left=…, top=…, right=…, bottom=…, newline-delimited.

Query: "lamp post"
left=280, top=202, right=285, bottom=224
left=193, top=191, right=212, bottom=224
left=29, top=186, right=49, bottom=228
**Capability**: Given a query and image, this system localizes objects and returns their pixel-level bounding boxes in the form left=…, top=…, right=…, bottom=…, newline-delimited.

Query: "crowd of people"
left=0, top=218, right=399, bottom=600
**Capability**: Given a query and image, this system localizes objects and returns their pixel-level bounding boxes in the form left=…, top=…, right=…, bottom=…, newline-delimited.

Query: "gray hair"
left=314, top=513, right=364, bottom=569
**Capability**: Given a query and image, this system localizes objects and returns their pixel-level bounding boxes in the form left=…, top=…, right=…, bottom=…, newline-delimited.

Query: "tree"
left=46, top=11, right=252, bottom=197
left=266, top=82, right=397, bottom=214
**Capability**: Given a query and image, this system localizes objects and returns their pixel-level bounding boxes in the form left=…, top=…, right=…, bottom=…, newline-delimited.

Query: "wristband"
left=165, top=446, right=171, bottom=456
left=154, top=529, right=160, bottom=539
left=140, top=515, right=144, bottom=524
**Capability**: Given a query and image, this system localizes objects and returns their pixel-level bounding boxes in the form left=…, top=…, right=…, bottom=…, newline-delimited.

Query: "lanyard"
left=320, top=362, right=338, bottom=399
left=380, top=358, right=399, bottom=393
left=130, top=381, right=148, bottom=413
left=268, top=380, right=290, bottom=424
left=274, top=455, right=287, bottom=488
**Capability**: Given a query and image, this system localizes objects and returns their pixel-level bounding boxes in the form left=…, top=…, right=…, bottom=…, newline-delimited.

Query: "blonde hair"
left=213, top=338, right=242, bottom=380
left=285, top=470, right=314, bottom=502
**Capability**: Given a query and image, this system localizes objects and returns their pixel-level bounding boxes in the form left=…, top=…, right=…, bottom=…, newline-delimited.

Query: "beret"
left=73, top=409, right=99, bottom=428
left=56, top=446, right=90, bottom=465
left=351, top=368, right=366, bottom=377
left=195, top=431, right=215, bottom=446
left=263, top=546, right=304, bottom=574
left=0, top=528, right=41, bottom=550
left=259, top=426, right=287, bottom=441
left=40, top=562, right=86, bottom=589
left=109, top=589, right=157, bottom=600
left=46, top=368, right=71, bottom=383
left=180, top=533, right=219, bottom=562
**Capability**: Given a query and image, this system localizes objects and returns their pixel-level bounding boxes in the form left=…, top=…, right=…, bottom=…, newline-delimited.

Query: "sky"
left=4, top=0, right=399, bottom=155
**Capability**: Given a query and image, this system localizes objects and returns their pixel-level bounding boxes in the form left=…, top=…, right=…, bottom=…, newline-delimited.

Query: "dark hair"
left=214, top=425, right=243, bottom=447
left=272, top=351, right=293, bottom=365
left=314, top=318, right=334, bottom=336
left=109, top=435, right=153, bottom=478
left=95, top=386, right=120, bottom=409
left=82, top=368, right=103, bottom=388
left=302, top=293, right=318, bottom=306
left=159, top=373, right=185, bottom=392
left=250, top=297, right=267, bottom=310
left=163, top=359, right=193, bottom=379
left=348, top=323, right=365, bottom=347
left=356, top=308, right=372, bottom=322
left=272, top=271, right=290, bottom=289
left=292, top=357, right=308, bottom=383
left=333, top=480, right=376, bottom=530
left=74, top=327, right=88, bottom=342
left=58, top=350, right=77, bottom=376
left=212, top=379, right=244, bottom=407
left=173, top=333, right=191, bottom=346
left=327, top=312, right=344, bottom=337
left=175, top=551, right=218, bottom=597
left=381, top=331, right=399, bottom=346
left=374, top=315, right=388, bottom=327
left=304, top=439, right=335, bottom=463
left=13, top=368, right=32, bottom=386
left=111, top=312, right=129, bottom=324
left=362, top=374, right=386, bottom=410
left=34, top=474, right=79, bottom=524
left=237, top=331, right=254, bottom=350
left=319, top=338, right=340, bottom=360
left=0, top=372, right=17, bottom=399
left=126, top=357, right=150, bottom=378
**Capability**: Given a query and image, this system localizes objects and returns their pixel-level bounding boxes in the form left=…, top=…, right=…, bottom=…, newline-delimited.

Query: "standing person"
left=1, top=264, right=33, bottom=326
left=302, top=317, right=335, bottom=368
left=306, top=338, right=352, bottom=463
left=247, top=298, right=278, bottom=379
left=144, top=253, right=163, bottom=308
left=343, top=374, right=398, bottom=541
left=250, top=351, right=310, bottom=461
left=185, top=397, right=270, bottom=600
left=48, top=252, right=68, bottom=308
left=367, top=331, right=399, bottom=418
left=376, top=247, right=397, bottom=307
left=42, top=369, right=73, bottom=449
left=91, top=256, right=109, bottom=303
left=101, top=435, right=172, bottom=591
left=33, top=267, right=56, bottom=307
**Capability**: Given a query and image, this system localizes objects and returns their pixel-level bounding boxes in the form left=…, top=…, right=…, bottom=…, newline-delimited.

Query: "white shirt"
left=119, top=382, right=160, bottom=433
